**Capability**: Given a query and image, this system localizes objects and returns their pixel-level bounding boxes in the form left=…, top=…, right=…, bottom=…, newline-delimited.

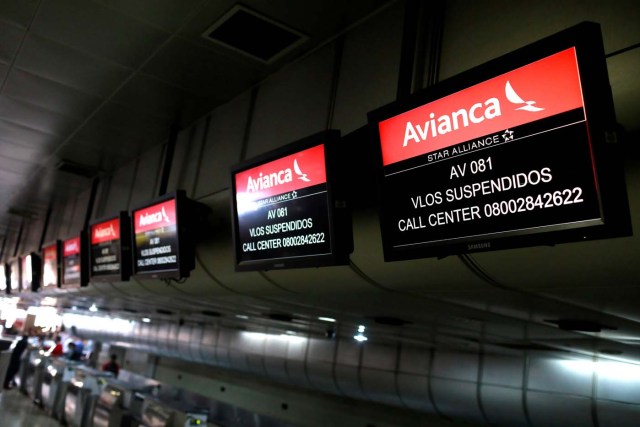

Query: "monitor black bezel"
left=41, top=240, right=62, bottom=290
left=88, top=211, right=132, bottom=283
left=20, top=252, right=42, bottom=293
left=60, top=232, right=89, bottom=288
left=130, top=190, right=195, bottom=280
left=367, top=21, right=631, bottom=261
left=230, top=129, right=353, bottom=271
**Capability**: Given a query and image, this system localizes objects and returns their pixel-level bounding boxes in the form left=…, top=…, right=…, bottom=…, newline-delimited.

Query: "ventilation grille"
left=202, top=5, right=307, bottom=64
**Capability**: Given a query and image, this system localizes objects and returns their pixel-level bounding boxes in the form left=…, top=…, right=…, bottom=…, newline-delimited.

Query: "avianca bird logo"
left=161, top=206, right=170, bottom=223
left=505, top=81, right=544, bottom=112
left=293, top=159, right=310, bottom=182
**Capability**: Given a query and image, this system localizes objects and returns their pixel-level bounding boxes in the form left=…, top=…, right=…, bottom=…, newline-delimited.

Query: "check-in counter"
left=91, top=380, right=157, bottom=427
left=132, top=395, right=209, bottom=427
left=63, top=366, right=114, bottom=427
left=18, top=347, right=40, bottom=394
left=44, top=357, right=82, bottom=421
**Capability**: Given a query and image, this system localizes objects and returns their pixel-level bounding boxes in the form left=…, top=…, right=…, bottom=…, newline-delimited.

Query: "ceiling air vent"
left=56, top=160, right=97, bottom=179
left=202, top=5, right=307, bottom=64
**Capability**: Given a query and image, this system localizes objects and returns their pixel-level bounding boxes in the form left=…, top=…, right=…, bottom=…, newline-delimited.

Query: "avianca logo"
left=65, top=241, right=78, bottom=253
left=402, top=81, right=544, bottom=147
left=246, top=158, right=309, bottom=192
left=139, top=206, right=171, bottom=226
left=379, top=47, right=583, bottom=166
left=95, top=224, right=116, bottom=239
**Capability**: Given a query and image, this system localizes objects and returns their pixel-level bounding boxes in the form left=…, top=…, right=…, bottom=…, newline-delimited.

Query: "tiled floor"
left=0, top=388, right=63, bottom=427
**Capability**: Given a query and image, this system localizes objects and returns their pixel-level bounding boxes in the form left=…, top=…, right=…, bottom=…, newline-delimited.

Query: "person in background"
left=3, top=334, right=29, bottom=389
left=45, top=336, right=64, bottom=357
left=101, top=354, right=120, bottom=378
left=65, top=342, right=82, bottom=361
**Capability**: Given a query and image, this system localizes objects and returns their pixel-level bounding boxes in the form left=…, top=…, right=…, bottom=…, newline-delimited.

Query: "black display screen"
left=131, top=191, right=195, bottom=280
left=231, top=130, right=352, bottom=271
left=368, top=22, right=631, bottom=261
left=89, top=213, right=131, bottom=282
left=62, top=236, right=82, bottom=286
left=42, top=242, right=60, bottom=289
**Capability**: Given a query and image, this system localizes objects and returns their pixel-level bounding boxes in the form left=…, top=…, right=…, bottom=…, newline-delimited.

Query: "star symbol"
left=502, top=129, right=514, bottom=142
left=292, top=190, right=297, bottom=198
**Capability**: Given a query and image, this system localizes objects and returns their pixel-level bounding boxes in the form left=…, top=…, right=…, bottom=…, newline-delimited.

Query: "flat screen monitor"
left=131, top=190, right=196, bottom=280
left=20, top=253, right=41, bottom=292
left=89, top=212, right=131, bottom=282
left=62, top=233, right=88, bottom=287
left=367, top=21, right=631, bottom=261
left=230, top=130, right=353, bottom=271
left=0, top=263, right=7, bottom=293
left=42, top=241, right=61, bottom=289
left=8, top=258, right=20, bottom=294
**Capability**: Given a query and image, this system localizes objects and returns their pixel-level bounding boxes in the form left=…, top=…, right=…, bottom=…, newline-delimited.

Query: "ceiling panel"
left=0, top=20, right=24, bottom=63
left=93, top=0, right=204, bottom=33
left=14, top=34, right=131, bottom=98
left=0, top=137, right=43, bottom=163
left=3, top=69, right=102, bottom=119
left=0, top=95, right=81, bottom=136
left=0, top=154, right=38, bottom=175
left=141, top=37, right=262, bottom=98
left=0, top=0, right=39, bottom=28
left=0, top=118, right=58, bottom=149
left=32, top=0, right=170, bottom=68
left=111, top=74, right=193, bottom=121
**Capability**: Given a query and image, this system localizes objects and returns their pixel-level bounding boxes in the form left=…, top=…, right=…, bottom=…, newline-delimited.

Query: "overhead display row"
left=3, top=22, right=633, bottom=289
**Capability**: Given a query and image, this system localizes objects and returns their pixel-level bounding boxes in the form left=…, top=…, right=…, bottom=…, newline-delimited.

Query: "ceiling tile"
left=111, top=74, right=192, bottom=121
left=0, top=95, right=81, bottom=136
left=15, top=34, right=131, bottom=98
left=0, top=21, right=24, bottom=63
left=93, top=0, right=203, bottom=33
left=0, top=118, right=59, bottom=149
left=3, top=69, right=102, bottom=119
left=0, top=138, right=44, bottom=163
left=90, top=101, right=172, bottom=143
left=54, top=141, right=129, bottom=173
left=0, top=153, right=38, bottom=175
left=142, top=37, right=262, bottom=99
left=32, top=0, right=170, bottom=68
left=0, top=0, right=40, bottom=29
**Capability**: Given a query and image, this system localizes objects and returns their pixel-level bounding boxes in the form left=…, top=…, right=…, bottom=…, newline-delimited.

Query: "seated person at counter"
left=66, top=342, right=82, bottom=361
left=101, top=354, right=120, bottom=378
left=45, top=336, right=64, bottom=357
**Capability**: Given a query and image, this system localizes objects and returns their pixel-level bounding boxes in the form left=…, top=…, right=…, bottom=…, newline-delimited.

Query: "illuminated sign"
left=231, top=130, right=352, bottom=271
left=62, top=234, right=88, bottom=287
left=131, top=191, right=197, bottom=280
left=8, top=259, right=20, bottom=293
left=89, top=213, right=131, bottom=282
left=42, top=242, right=60, bottom=289
left=20, top=253, right=41, bottom=292
left=368, top=22, right=631, bottom=260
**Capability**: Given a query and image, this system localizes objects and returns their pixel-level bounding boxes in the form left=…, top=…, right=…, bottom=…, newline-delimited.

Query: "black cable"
left=605, top=42, right=640, bottom=59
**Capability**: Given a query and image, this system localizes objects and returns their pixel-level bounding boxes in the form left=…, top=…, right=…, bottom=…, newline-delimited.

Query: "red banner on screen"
left=92, top=218, right=120, bottom=244
left=235, top=144, right=326, bottom=201
left=44, top=245, right=57, bottom=262
left=64, top=237, right=80, bottom=256
left=378, top=48, right=584, bottom=166
left=134, top=199, right=177, bottom=234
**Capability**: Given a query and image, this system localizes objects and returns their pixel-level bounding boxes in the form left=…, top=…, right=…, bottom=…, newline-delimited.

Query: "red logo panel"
left=379, top=48, right=584, bottom=166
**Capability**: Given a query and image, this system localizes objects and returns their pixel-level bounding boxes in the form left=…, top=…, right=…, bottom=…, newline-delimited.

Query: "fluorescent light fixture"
left=353, top=334, right=368, bottom=342
left=142, top=317, right=151, bottom=323
left=236, top=314, right=249, bottom=320
left=318, top=316, right=336, bottom=322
